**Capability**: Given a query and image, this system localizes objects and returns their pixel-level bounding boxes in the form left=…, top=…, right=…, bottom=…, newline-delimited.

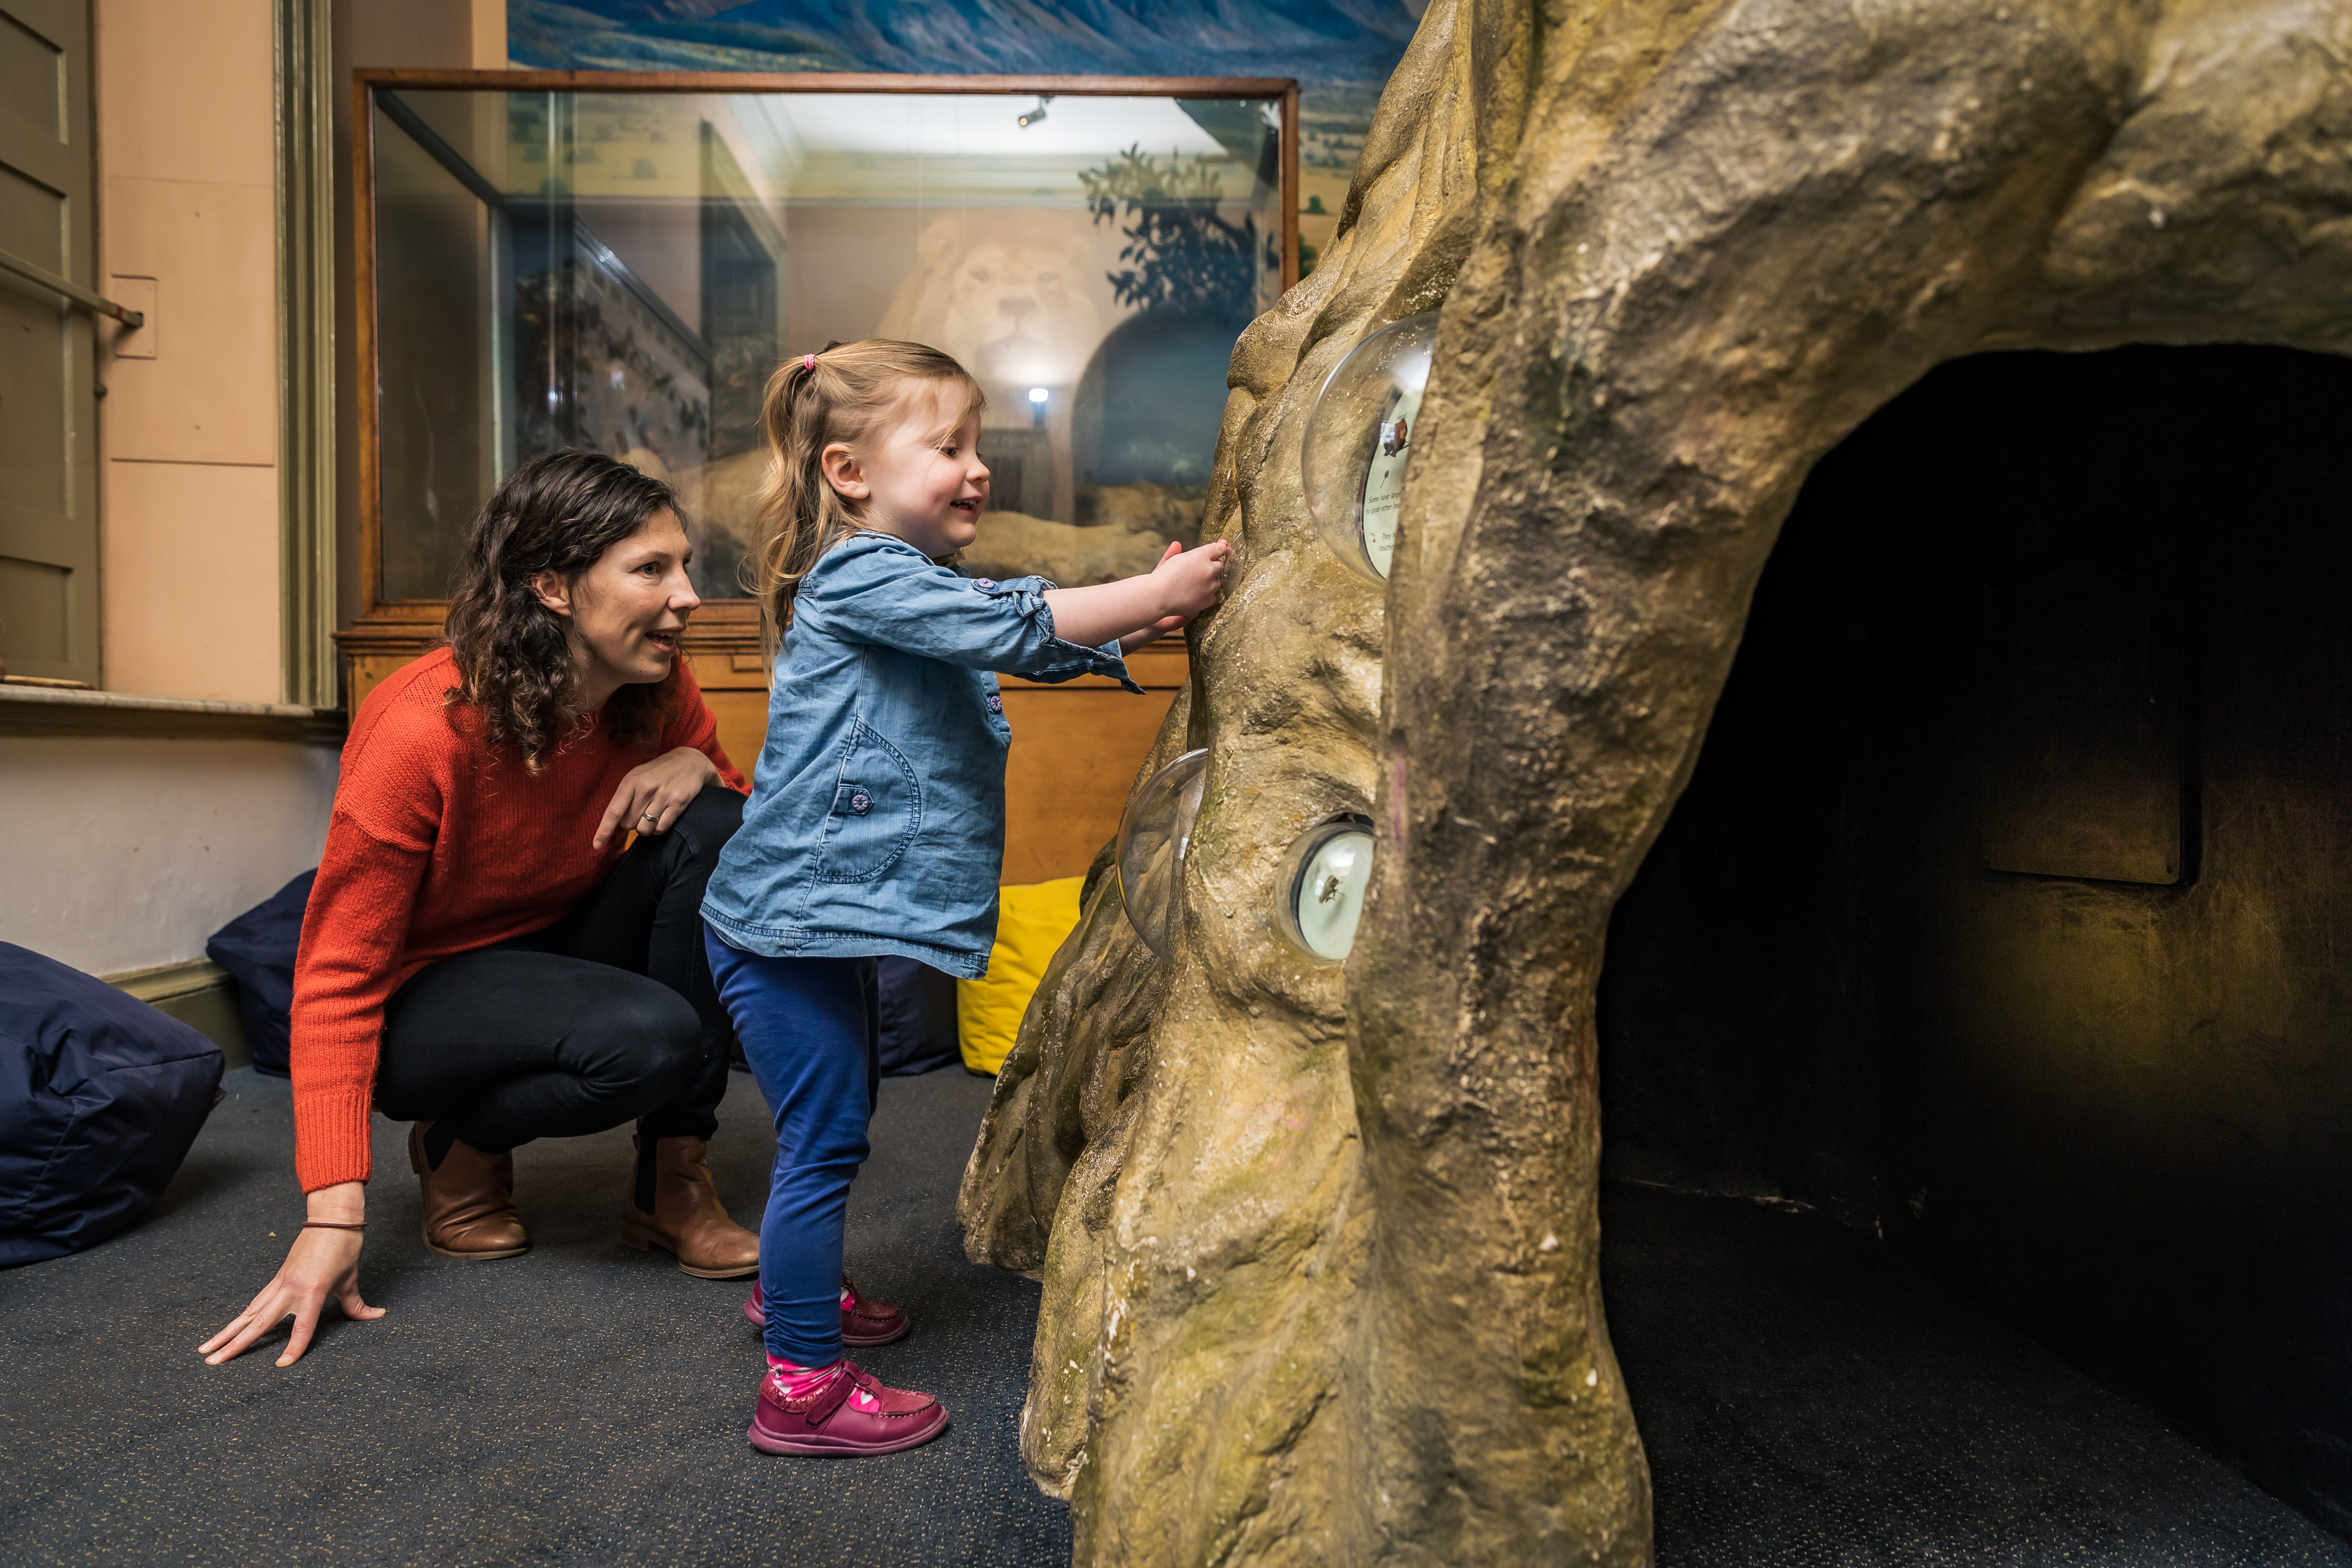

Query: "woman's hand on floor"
left=595, top=745, right=722, bottom=850
left=199, top=1183, right=383, bottom=1367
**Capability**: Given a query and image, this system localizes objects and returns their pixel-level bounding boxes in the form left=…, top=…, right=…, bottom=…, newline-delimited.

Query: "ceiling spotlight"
left=1017, top=94, right=1053, bottom=129
left=1027, top=387, right=1049, bottom=403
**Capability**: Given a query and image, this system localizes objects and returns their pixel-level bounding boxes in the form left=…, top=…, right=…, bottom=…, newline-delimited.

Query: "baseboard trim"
left=106, top=958, right=253, bottom=1071
left=107, top=956, right=227, bottom=1003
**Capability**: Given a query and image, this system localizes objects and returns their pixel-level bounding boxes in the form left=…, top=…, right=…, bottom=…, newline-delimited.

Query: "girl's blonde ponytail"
left=743, top=338, right=984, bottom=655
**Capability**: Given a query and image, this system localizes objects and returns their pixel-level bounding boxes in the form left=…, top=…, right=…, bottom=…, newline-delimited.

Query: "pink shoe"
left=743, top=1276, right=912, bottom=1347
left=839, top=1275, right=911, bottom=1346
left=748, top=1361, right=948, bottom=1457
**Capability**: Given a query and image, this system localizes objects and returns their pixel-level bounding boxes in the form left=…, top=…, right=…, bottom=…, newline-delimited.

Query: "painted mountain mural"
left=509, top=0, right=1425, bottom=267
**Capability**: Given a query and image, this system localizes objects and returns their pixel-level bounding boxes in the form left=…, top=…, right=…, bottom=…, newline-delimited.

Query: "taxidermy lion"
left=877, top=214, right=1103, bottom=397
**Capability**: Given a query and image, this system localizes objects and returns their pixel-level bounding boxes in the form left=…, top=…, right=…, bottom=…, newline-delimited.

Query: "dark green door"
left=0, top=0, right=96, bottom=685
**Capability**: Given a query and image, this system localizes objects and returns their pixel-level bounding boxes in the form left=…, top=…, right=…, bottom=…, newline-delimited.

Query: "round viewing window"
left=1301, top=312, right=1439, bottom=583
left=1117, top=748, right=1210, bottom=960
left=1277, top=815, right=1376, bottom=963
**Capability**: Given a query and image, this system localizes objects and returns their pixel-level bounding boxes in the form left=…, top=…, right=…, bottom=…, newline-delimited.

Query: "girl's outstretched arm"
left=1044, top=540, right=1231, bottom=649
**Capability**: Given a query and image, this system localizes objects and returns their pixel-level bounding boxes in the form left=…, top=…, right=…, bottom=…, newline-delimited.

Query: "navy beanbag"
left=204, top=869, right=314, bottom=1077
left=877, top=956, right=960, bottom=1076
left=0, top=943, right=223, bottom=1267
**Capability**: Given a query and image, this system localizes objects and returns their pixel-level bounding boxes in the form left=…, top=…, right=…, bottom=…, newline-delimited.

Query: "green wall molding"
left=276, top=0, right=338, bottom=709
left=0, top=684, right=345, bottom=743
left=108, top=958, right=253, bottom=1072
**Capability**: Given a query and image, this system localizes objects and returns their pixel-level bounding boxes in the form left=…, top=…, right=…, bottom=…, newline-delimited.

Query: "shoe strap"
left=804, top=1361, right=863, bottom=1426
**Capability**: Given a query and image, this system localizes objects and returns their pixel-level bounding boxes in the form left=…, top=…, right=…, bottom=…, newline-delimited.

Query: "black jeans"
left=376, top=784, right=744, bottom=1157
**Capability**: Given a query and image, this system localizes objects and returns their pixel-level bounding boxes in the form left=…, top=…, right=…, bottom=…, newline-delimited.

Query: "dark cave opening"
left=1597, top=344, right=2352, bottom=1539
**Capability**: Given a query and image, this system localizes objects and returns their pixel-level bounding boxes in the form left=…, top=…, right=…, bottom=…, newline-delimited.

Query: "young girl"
left=702, top=339, right=1229, bottom=1456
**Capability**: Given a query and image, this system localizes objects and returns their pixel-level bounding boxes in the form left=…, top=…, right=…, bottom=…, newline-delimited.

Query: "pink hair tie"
left=803, top=353, right=816, bottom=372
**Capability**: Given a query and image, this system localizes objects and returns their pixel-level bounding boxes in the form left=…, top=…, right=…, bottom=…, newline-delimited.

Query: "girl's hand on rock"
left=1151, top=540, right=1230, bottom=620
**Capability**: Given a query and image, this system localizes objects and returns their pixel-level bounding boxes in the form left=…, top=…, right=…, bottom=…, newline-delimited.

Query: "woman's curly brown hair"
left=443, top=449, right=683, bottom=772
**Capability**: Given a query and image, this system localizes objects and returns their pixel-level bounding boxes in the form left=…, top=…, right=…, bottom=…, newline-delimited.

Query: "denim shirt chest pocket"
left=815, top=717, right=922, bottom=883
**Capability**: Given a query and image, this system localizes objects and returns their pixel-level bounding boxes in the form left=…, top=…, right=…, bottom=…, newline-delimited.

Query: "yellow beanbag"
left=958, top=876, right=1085, bottom=1076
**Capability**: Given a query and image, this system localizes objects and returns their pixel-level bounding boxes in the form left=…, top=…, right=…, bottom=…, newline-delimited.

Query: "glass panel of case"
left=371, top=87, right=1286, bottom=603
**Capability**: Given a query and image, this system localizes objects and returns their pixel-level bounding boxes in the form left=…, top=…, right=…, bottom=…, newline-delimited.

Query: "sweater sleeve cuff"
left=293, top=1083, right=377, bottom=1192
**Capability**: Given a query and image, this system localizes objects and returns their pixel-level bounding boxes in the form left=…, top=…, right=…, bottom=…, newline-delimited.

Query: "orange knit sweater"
left=290, top=648, right=743, bottom=1192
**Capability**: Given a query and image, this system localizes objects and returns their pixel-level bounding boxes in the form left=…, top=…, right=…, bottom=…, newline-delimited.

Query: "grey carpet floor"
left=0, top=1064, right=1070, bottom=1567
left=8, top=1077, right=2350, bottom=1565
left=1604, top=1185, right=2352, bottom=1567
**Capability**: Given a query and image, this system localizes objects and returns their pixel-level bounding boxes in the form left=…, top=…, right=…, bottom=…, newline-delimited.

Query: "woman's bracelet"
left=300, top=1220, right=367, bottom=1232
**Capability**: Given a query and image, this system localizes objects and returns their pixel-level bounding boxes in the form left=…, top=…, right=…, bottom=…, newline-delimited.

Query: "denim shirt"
left=701, top=531, right=1140, bottom=977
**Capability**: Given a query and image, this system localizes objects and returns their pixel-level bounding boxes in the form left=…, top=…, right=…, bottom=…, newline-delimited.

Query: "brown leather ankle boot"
left=618, top=1131, right=760, bottom=1279
left=408, top=1122, right=529, bottom=1261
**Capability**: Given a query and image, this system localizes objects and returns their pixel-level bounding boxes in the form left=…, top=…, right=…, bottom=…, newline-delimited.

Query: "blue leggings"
left=704, top=927, right=880, bottom=1366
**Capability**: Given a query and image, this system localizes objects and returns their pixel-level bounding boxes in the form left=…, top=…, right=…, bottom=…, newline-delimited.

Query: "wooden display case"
left=339, top=68, right=1283, bottom=882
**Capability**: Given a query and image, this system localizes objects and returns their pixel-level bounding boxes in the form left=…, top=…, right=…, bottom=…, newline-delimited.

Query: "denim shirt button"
left=974, top=577, right=997, bottom=591
left=987, top=693, right=1003, bottom=713
left=849, top=791, right=871, bottom=815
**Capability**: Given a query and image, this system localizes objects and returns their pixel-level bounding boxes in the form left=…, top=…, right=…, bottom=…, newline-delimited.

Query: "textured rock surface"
left=963, top=0, right=2352, bottom=1563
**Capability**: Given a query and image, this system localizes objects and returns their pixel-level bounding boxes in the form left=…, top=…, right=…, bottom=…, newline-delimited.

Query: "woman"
left=201, top=450, right=763, bottom=1368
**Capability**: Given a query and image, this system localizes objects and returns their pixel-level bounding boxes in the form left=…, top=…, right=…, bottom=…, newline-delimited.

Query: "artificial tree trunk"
left=965, top=0, right=2352, bottom=1561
